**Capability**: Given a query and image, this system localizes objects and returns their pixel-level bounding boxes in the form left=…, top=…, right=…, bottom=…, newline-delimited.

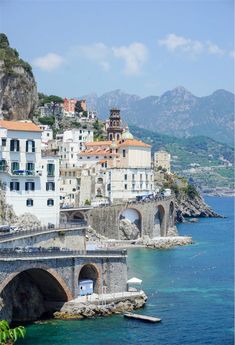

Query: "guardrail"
left=0, top=221, right=87, bottom=240
left=0, top=249, right=127, bottom=258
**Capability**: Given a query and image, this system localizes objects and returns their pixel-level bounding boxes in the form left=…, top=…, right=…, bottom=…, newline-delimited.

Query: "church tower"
left=107, top=108, right=124, bottom=141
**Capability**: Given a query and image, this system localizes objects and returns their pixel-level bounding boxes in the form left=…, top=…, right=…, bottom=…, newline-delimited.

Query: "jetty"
left=124, top=312, right=161, bottom=323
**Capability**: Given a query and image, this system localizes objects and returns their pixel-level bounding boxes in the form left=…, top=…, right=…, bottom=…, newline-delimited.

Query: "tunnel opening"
left=0, top=268, right=69, bottom=323
left=119, top=208, right=142, bottom=240
left=78, top=264, right=99, bottom=295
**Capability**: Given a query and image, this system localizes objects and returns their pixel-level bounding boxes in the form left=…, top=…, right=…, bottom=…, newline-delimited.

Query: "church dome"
left=121, top=127, right=134, bottom=140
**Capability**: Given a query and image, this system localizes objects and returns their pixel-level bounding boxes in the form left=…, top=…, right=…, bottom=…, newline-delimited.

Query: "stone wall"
left=0, top=228, right=87, bottom=251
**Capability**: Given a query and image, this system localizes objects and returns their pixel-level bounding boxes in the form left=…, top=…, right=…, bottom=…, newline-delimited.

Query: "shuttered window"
left=10, top=182, right=20, bottom=191
left=10, top=139, right=20, bottom=152
left=25, top=182, right=35, bottom=191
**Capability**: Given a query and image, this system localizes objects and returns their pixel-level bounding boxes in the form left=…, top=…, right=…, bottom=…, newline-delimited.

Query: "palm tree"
left=0, top=320, right=26, bottom=345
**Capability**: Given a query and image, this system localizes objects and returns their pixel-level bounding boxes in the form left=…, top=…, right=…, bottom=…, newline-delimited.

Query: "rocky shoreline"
left=175, top=193, right=222, bottom=223
left=54, top=292, right=147, bottom=320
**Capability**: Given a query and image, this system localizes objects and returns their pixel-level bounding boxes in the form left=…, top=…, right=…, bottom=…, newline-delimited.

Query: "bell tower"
left=107, top=108, right=124, bottom=141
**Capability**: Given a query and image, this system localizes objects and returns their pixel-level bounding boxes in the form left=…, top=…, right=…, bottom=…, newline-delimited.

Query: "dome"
left=121, top=127, right=134, bottom=140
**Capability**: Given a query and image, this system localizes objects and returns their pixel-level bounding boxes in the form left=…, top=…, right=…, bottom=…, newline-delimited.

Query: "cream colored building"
left=154, top=150, right=171, bottom=172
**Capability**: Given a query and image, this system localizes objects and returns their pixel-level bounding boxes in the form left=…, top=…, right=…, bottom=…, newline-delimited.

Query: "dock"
left=124, top=313, right=161, bottom=323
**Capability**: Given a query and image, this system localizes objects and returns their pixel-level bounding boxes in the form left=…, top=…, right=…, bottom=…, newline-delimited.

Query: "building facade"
left=0, top=120, right=60, bottom=227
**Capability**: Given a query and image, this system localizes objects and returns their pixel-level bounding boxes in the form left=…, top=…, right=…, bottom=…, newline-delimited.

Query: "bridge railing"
left=0, top=248, right=127, bottom=258
left=0, top=220, right=87, bottom=240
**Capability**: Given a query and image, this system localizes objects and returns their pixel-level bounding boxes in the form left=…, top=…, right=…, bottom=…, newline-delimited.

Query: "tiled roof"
left=118, top=139, right=151, bottom=148
left=0, top=120, right=42, bottom=132
left=85, top=141, right=112, bottom=146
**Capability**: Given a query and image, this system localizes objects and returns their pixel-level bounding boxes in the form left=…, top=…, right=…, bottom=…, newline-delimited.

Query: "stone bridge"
left=60, top=196, right=175, bottom=240
left=0, top=249, right=127, bottom=322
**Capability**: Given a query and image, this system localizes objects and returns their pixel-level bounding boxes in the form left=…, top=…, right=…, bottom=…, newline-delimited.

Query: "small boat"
left=123, top=312, right=161, bottom=323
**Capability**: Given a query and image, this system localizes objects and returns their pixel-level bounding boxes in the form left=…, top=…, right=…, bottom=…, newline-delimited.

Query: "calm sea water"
left=18, top=197, right=234, bottom=345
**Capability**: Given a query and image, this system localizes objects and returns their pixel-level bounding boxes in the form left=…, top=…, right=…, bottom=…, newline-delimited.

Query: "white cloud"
left=112, top=42, right=148, bottom=75
left=159, top=34, right=228, bottom=58
left=206, top=41, right=224, bottom=56
left=70, top=43, right=110, bottom=71
left=158, top=33, right=203, bottom=55
left=33, top=53, right=64, bottom=71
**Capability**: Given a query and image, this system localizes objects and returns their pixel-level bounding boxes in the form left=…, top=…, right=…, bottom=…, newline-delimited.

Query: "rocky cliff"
left=175, top=193, right=221, bottom=222
left=0, top=33, right=38, bottom=120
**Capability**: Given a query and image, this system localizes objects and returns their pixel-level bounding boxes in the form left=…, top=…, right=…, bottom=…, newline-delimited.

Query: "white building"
left=0, top=120, right=60, bottom=227
left=39, top=124, right=53, bottom=149
left=77, top=129, right=154, bottom=203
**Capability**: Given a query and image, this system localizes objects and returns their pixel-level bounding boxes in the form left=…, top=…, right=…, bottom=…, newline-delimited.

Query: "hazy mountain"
left=84, top=87, right=234, bottom=145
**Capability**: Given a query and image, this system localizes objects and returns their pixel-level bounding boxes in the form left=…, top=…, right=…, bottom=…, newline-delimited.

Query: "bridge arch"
left=119, top=208, right=142, bottom=240
left=169, top=201, right=175, bottom=228
left=154, top=204, right=166, bottom=237
left=0, top=267, right=72, bottom=322
left=78, top=264, right=100, bottom=294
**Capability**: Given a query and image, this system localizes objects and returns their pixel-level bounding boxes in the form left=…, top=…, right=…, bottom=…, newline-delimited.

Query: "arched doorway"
left=78, top=264, right=99, bottom=294
left=70, top=211, right=86, bottom=224
left=0, top=268, right=69, bottom=322
left=119, top=208, right=142, bottom=240
left=153, top=205, right=166, bottom=237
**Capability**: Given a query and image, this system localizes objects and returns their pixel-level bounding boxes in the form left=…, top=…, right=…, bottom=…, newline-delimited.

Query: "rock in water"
left=119, top=219, right=140, bottom=240
left=0, top=33, right=38, bottom=120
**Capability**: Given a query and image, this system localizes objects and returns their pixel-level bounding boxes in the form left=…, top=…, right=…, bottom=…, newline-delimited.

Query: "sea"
left=18, top=197, right=234, bottom=345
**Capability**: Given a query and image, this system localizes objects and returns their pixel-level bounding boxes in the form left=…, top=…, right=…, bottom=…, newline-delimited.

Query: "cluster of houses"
left=0, top=107, right=171, bottom=228
left=38, top=98, right=97, bottom=122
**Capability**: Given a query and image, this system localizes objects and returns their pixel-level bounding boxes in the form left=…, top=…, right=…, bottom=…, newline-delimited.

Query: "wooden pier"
left=124, top=313, right=161, bottom=323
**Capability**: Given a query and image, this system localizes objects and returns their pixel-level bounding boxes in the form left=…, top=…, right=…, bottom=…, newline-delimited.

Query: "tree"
left=0, top=320, right=26, bottom=345
left=75, top=101, right=84, bottom=114
left=0, top=34, right=9, bottom=49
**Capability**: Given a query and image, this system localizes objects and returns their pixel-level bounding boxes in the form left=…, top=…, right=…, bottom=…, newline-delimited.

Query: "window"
left=123, top=149, right=126, bottom=158
left=26, top=140, right=35, bottom=153
left=0, top=160, right=7, bottom=172
left=71, top=147, right=73, bottom=152
left=10, top=182, right=20, bottom=191
left=79, top=136, right=82, bottom=140
left=140, top=183, right=143, bottom=190
left=25, top=182, right=35, bottom=191
left=132, top=183, right=135, bottom=191
left=47, top=199, right=54, bottom=206
left=10, top=139, right=19, bottom=152
left=132, top=174, right=135, bottom=180
left=26, top=199, right=33, bottom=207
left=124, top=174, right=127, bottom=180
left=2, top=138, right=6, bottom=147
left=11, top=162, right=19, bottom=174
left=26, top=162, right=35, bottom=175
left=140, top=174, right=143, bottom=181
left=46, top=182, right=55, bottom=191
left=47, top=163, right=55, bottom=177
left=124, top=184, right=127, bottom=190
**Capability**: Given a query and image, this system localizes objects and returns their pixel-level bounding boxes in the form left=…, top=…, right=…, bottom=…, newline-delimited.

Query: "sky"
left=0, top=0, right=234, bottom=98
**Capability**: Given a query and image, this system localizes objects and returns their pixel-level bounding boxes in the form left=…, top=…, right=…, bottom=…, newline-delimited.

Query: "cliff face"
left=0, top=64, right=38, bottom=120
left=175, top=193, right=221, bottom=222
left=0, top=33, right=38, bottom=120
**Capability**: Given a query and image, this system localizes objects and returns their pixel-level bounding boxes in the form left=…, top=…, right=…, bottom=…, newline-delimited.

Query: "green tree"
left=38, top=116, right=55, bottom=126
left=0, top=320, right=26, bottom=345
left=0, top=34, right=9, bottom=49
left=75, top=101, right=84, bottom=114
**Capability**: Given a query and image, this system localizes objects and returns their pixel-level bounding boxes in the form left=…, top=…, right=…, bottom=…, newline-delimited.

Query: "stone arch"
left=0, top=267, right=72, bottom=322
left=119, top=207, right=142, bottom=240
left=60, top=212, right=68, bottom=224
left=69, top=210, right=86, bottom=222
left=169, top=201, right=175, bottom=227
left=78, top=264, right=100, bottom=294
left=153, top=204, right=166, bottom=237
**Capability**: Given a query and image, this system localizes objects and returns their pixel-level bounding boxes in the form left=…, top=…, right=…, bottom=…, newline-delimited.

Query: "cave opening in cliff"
left=0, top=268, right=69, bottom=323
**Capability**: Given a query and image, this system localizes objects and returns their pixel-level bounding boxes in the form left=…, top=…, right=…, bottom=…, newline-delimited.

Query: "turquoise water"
left=18, top=197, right=234, bottom=345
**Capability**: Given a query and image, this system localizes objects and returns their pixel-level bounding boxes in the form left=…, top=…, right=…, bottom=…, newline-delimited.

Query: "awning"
left=127, top=277, right=142, bottom=284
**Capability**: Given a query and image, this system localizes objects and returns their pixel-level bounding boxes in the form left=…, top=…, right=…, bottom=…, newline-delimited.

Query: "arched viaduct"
left=0, top=250, right=127, bottom=322
left=60, top=197, right=176, bottom=240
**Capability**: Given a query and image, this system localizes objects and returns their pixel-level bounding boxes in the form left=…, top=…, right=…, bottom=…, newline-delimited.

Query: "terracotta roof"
left=85, top=141, right=112, bottom=146
left=118, top=139, right=151, bottom=148
left=0, top=120, right=42, bottom=132
left=80, top=150, right=117, bottom=156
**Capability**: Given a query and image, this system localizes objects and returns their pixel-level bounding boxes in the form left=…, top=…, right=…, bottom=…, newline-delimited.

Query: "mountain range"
left=83, top=87, right=234, bottom=146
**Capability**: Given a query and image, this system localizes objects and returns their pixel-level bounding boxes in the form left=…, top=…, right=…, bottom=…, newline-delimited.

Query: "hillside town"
left=0, top=99, right=172, bottom=228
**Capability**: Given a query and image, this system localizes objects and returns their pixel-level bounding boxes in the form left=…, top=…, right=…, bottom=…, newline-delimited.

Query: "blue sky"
left=1, top=0, right=234, bottom=97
